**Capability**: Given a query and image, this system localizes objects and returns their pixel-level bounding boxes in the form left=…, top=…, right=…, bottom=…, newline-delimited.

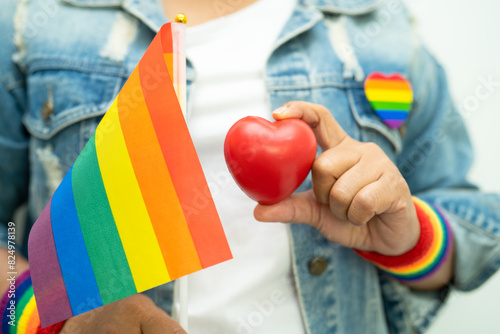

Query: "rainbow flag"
left=28, top=23, right=232, bottom=328
left=364, top=72, right=413, bottom=129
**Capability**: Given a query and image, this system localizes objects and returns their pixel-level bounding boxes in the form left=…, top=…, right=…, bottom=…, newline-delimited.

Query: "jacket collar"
left=61, top=0, right=384, bottom=35
left=62, top=0, right=168, bottom=32
left=62, top=0, right=123, bottom=7
left=64, top=0, right=385, bottom=15
left=302, top=0, right=386, bottom=15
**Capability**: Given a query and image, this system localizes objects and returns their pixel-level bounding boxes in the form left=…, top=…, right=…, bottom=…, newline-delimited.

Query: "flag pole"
left=179, top=276, right=189, bottom=331
left=174, top=13, right=189, bottom=331
left=173, top=13, right=187, bottom=117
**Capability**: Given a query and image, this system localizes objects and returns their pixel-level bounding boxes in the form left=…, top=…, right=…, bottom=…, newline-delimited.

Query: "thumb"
left=254, top=190, right=360, bottom=249
left=141, top=308, right=187, bottom=334
left=254, top=190, right=323, bottom=226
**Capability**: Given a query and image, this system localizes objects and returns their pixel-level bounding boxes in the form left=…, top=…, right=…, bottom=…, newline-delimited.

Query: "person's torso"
left=10, top=0, right=419, bottom=332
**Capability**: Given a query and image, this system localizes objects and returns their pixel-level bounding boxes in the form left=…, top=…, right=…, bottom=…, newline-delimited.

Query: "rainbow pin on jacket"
left=364, top=72, right=413, bottom=129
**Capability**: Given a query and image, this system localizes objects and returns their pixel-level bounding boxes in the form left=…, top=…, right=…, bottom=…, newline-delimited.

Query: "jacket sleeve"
left=381, top=37, right=500, bottom=334
left=0, top=0, right=30, bottom=250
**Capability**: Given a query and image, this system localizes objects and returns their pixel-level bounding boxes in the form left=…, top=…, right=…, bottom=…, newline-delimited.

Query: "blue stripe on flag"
left=51, top=167, right=103, bottom=315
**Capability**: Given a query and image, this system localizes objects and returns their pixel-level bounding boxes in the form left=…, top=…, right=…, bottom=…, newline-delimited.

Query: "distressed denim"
left=1, top=0, right=499, bottom=333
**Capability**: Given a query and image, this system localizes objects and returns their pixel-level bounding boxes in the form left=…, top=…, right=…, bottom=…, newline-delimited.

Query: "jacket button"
left=41, top=101, right=54, bottom=121
left=308, top=257, right=328, bottom=276
left=41, top=85, right=54, bottom=121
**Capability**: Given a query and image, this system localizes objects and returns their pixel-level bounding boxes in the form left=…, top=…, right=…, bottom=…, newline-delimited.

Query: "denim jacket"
left=1, top=0, right=500, bottom=333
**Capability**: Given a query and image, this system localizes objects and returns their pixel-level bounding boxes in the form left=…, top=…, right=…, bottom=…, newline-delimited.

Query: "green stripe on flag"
left=72, top=134, right=137, bottom=304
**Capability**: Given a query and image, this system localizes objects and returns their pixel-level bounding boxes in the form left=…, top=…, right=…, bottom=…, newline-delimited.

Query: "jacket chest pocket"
left=24, top=61, right=127, bottom=139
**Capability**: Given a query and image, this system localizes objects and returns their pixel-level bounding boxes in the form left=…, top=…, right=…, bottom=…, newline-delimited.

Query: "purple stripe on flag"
left=28, top=199, right=73, bottom=327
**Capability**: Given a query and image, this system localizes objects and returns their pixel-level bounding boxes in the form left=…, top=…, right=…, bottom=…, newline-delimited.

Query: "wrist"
left=1, top=269, right=66, bottom=333
left=355, top=197, right=453, bottom=282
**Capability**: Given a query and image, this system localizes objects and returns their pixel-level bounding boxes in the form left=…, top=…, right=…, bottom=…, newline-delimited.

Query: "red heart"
left=224, top=116, right=317, bottom=205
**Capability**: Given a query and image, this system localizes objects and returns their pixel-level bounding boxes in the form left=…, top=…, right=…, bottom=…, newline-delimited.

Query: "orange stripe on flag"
left=139, top=30, right=232, bottom=268
left=117, top=67, right=202, bottom=279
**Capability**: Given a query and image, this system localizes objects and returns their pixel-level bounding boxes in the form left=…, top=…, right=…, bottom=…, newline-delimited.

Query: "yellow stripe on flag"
left=365, top=89, right=413, bottom=103
left=96, top=99, right=170, bottom=291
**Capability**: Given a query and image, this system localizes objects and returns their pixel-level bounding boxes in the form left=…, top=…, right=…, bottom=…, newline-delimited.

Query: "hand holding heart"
left=254, top=101, right=420, bottom=256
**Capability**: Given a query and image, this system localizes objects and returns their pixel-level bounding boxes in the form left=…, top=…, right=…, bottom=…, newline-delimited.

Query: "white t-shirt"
left=172, top=0, right=305, bottom=333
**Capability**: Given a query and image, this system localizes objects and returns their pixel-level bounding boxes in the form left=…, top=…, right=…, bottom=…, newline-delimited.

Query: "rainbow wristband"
left=355, top=197, right=453, bottom=282
left=0, top=270, right=65, bottom=334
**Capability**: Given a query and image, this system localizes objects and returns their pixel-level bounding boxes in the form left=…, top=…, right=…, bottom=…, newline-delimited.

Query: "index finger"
left=272, top=101, right=348, bottom=150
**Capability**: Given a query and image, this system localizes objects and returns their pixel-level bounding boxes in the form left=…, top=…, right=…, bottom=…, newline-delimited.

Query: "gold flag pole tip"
left=175, top=13, right=187, bottom=24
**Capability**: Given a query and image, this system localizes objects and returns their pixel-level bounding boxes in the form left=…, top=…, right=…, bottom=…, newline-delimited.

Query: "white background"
left=405, top=0, right=500, bottom=333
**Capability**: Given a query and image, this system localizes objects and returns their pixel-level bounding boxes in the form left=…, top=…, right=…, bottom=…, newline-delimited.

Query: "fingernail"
left=272, top=105, right=288, bottom=115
